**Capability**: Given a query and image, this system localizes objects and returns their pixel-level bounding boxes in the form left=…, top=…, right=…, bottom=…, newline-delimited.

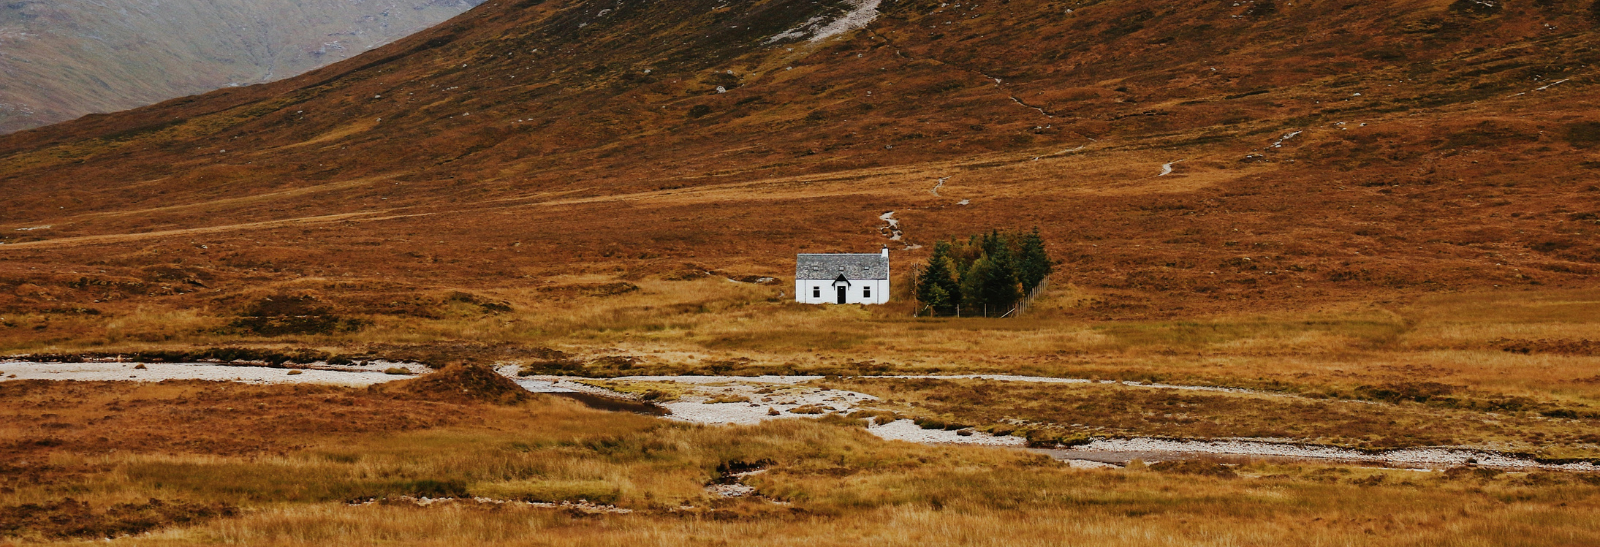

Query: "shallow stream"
left=3, top=361, right=1594, bottom=472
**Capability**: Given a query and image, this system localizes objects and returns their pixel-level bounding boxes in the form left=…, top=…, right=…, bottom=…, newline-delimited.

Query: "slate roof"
left=796, top=253, right=889, bottom=280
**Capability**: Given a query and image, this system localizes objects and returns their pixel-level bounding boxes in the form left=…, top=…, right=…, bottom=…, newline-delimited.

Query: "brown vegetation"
left=823, top=377, right=1600, bottom=457
left=0, top=380, right=468, bottom=457
left=0, top=378, right=1598, bottom=545
left=3, top=0, right=1600, bottom=330
left=0, top=0, right=1598, bottom=436
left=382, top=364, right=530, bottom=405
left=5, top=0, right=1600, bottom=542
left=0, top=498, right=236, bottom=541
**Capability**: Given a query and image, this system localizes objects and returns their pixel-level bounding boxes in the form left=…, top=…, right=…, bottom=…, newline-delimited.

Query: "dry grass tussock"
left=2, top=380, right=1598, bottom=545
left=139, top=492, right=1600, bottom=547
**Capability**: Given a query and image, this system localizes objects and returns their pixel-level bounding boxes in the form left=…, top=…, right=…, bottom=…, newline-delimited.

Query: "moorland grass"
left=819, top=378, right=1600, bottom=457
left=6, top=284, right=1600, bottom=463
left=3, top=381, right=1598, bottom=546
left=7, top=283, right=1600, bottom=399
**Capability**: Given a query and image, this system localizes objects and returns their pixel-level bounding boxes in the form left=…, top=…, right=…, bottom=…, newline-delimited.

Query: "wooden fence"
left=1012, top=277, right=1050, bottom=316
left=911, top=274, right=1051, bottom=318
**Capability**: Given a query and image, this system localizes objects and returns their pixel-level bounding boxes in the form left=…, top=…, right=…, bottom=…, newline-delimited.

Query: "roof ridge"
left=795, top=252, right=889, bottom=281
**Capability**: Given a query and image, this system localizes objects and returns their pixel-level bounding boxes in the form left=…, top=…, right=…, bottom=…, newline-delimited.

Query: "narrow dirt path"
left=866, top=30, right=1055, bottom=120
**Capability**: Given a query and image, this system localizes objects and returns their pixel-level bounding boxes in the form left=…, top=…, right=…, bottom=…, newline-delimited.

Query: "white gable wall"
left=795, top=278, right=889, bottom=305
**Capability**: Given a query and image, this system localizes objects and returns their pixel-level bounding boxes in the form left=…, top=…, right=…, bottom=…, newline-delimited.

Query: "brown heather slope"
left=0, top=0, right=1598, bottom=348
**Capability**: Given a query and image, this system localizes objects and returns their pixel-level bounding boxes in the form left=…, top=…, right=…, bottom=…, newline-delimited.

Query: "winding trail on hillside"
left=0, top=210, right=436, bottom=249
left=1009, top=96, right=1051, bottom=118
left=866, top=30, right=1056, bottom=121
left=3, top=361, right=1594, bottom=472
left=879, top=211, right=903, bottom=241
left=2, top=144, right=1090, bottom=251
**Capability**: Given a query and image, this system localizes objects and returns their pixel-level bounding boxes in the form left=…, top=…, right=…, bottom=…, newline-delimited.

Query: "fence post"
left=1013, top=277, right=1049, bottom=317
left=909, top=266, right=920, bottom=313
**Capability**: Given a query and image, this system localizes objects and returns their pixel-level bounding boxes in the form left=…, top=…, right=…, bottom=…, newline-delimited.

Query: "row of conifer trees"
left=914, top=229, right=1051, bottom=317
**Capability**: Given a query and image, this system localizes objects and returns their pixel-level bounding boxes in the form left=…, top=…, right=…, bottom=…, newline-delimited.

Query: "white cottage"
left=795, top=247, right=890, bottom=305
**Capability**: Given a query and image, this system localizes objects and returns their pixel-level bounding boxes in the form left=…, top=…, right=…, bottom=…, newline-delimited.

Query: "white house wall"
left=794, top=279, right=890, bottom=305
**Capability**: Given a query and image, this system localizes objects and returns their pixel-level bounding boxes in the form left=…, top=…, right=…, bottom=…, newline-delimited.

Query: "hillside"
left=0, top=0, right=1597, bottom=343
left=0, top=0, right=485, bottom=134
left=4, top=3, right=1600, bottom=542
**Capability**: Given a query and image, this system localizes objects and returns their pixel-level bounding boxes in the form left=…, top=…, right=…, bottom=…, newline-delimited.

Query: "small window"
left=813, top=287, right=820, bottom=298
left=863, top=286, right=871, bottom=298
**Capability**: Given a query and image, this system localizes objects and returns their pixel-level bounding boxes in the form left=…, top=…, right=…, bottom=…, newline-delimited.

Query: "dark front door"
left=836, top=286, right=847, bottom=304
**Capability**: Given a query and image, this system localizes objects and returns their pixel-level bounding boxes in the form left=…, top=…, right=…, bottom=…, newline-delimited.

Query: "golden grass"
left=6, top=282, right=1600, bottom=474
left=127, top=494, right=1600, bottom=547
left=9, top=283, right=1600, bottom=399
left=573, top=380, right=692, bottom=402
left=822, top=377, right=1600, bottom=456
left=4, top=380, right=1599, bottom=546
left=6, top=0, right=1600, bottom=541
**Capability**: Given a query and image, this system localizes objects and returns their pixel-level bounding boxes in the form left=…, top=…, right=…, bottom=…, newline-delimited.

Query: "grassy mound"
left=388, top=364, right=530, bottom=406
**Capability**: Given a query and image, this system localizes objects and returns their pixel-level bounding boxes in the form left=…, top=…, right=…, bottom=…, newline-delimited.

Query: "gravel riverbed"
left=0, top=361, right=426, bottom=386
left=3, top=362, right=1592, bottom=472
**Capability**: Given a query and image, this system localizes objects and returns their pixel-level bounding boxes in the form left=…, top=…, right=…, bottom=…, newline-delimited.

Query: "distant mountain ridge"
left=0, top=0, right=485, bottom=133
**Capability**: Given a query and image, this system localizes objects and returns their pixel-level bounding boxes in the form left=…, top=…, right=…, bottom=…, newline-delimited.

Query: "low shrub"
left=397, top=479, right=470, bottom=498
left=1566, top=121, right=1600, bottom=148
left=0, top=498, right=237, bottom=540
left=1020, top=429, right=1090, bottom=448
left=1149, top=460, right=1238, bottom=478
left=848, top=410, right=901, bottom=425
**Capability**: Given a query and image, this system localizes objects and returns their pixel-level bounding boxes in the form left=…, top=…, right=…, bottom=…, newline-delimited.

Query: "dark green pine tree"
left=917, top=242, right=961, bottom=316
left=1017, top=228, right=1052, bottom=295
left=980, top=230, right=1004, bottom=258
left=982, top=234, right=1021, bottom=312
left=959, top=255, right=994, bottom=316
left=922, top=283, right=952, bottom=317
